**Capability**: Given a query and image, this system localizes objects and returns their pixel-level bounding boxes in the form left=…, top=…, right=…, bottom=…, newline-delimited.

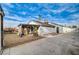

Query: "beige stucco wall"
left=38, top=26, right=56, bottom=36
left=38, top=25, right=75, bottom=36
left=62, top=27, right=75, bottom=33
left=28, top=20, right=75, bottom=35
left=57, top=26, right=63, bottom=33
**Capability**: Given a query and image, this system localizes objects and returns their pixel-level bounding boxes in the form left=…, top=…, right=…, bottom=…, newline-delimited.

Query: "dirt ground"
left=3, top=30, right=79, bottom=55
left=44, top=33, right=59, bottom=36
left=4, top=33, right=43, bottom=48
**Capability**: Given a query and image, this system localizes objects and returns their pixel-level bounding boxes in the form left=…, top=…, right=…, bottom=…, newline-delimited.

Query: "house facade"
left=18, top=20, right=75, bottom=36
left=50, top=23, right=75, bottom=33
left=28, top=20, right=57, bottom=36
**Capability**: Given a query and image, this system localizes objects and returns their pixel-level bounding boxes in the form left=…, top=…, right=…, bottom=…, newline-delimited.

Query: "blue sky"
left=1, top=3, right=79, bottom=27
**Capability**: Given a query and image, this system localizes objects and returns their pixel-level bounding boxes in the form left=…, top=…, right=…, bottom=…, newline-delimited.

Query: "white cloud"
left=29, top=7, right=37, bottom=11
left=44, top=4, right=77, bottom=14
left=3, top=15, right=36, bottom=28
left=66, top=8, right=76, bottom=13
left=51, top=8, right=66, bottom=13
left=68, top=13, right=79, bottom=24
left=43, top=4, right=66, bottom=14
left=71, top=13, right=79, bottom=18
left=5, top=3, right=14, bottom=8
left=4, top=15, right=27, bottom=21
left=3, top=20, right=20, bottom=28
left=21, top=11, right=27, bottom=15
left=2, top=6, right=10, bottom=15
left=3, top=20, right=27, bottom=28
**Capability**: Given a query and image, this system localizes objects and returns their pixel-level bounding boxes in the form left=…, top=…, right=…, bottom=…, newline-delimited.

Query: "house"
left=28, top=20, right=57, bottom=36
left=3, top=27, right=17, bottom=33
left=0, top=5, right=5, bottom=51
left=49, top=22, right=75, bottom=33
left=17, top=20, right=75, bottom=36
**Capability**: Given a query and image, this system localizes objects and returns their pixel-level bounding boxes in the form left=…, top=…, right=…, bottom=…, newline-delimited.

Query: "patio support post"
left=0, top=5, right=4, bottom=51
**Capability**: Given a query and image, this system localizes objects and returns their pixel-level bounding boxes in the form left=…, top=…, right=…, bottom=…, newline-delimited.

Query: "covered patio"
left=18, top=24, right=40, bottom=36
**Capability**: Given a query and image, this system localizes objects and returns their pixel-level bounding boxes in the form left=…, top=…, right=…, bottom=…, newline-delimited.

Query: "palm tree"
left=38, top=15, right=42, bottom=21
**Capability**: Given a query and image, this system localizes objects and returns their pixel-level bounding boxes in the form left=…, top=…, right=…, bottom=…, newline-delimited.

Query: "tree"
left=38, top=15, right=42, bottom=20
left=72, top=25, right=77, bottom=28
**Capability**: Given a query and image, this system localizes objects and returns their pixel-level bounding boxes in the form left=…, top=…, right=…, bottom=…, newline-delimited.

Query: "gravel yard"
left=2, top=29, right=79, bottom=55
left=4, top=33, right=43, bottom=48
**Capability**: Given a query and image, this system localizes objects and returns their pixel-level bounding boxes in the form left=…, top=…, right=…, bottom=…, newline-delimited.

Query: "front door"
left=56, top=27, right=59, bottom=33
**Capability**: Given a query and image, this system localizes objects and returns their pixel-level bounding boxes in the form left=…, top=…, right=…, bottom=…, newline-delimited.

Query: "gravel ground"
left=4, top=33, right=43, bottom=48
left=2, top=29, right=79, bottom=55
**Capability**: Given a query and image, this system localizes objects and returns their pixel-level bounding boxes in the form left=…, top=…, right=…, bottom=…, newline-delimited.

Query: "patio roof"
left=18, top=24, right=40, bottom=28
left=28, top=20, right=55, bottom=28
left=18, top=22, right=55, bottom=28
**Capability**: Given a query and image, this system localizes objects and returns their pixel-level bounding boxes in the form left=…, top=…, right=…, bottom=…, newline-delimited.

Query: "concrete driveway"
left=2, top=29, right=79, bottom=55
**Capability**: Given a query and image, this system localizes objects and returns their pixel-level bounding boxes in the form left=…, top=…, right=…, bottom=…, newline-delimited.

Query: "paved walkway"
left=2, top=30, right=79, bottom=55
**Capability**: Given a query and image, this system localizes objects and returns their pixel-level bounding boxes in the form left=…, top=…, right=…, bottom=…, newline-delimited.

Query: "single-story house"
left=17, top=20, right=75, bottom=36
